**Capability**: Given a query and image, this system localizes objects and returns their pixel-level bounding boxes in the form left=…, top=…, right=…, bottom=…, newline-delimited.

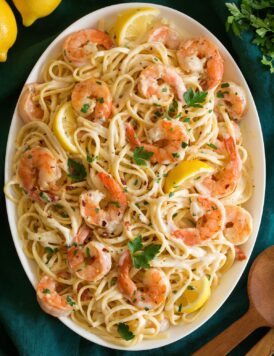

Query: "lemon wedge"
left=53, top=102, right=78, bottom=153
left=164, top=160, right=214, bottom=194
left=113, top=7, right=160, bottom=46
left=178, top=276, right=211, bottom=314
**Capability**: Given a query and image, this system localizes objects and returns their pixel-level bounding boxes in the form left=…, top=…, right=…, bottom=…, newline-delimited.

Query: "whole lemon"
left=0, top=0, right=17, bottom=62
left=12, top=0, right=62, bottom=27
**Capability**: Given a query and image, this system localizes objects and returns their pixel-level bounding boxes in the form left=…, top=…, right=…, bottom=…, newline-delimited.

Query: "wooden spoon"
left=193, top=246, right=274, bottom=356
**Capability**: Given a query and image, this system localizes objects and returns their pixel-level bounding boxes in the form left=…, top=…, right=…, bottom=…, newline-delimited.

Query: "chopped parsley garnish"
left=66, top=296, right=76, bottom=307
left=221, top=82, right=230, bottom=88
left=109, top=201, right=121, bottom=208
left=207, top=143, right=217, bottom=149
left=42, top=288, right=51, bottom=294
left=181, top=142, right=188, bottom=148
left=206, top=274, right=211, bottom=280
left=81, top=103, right=90, bottom=113
left=97, top=97, right=104, bottom=103
left=172, top=152, right=180, bottom=158
left=133, top=146, right=153, bottom=166
left=183, top=117, right=190, bottom=123
left=169, top=192, right=174, bottom=198
left=67, top=158, right=87, bottom=182
left=95, top=208, right=100, bottom=213
left=178, top=304, right=183, bottom=312
left=117, top=323, right=135, bottom=341
left=110, top=277, right=117, bottom=286
left=162, top=87, right=167, bottom=92
left=216, top=90, right=225, bottom=98
left=128, top=235, right=160, bottom=269
left=183, top=88, right=207, bottom=108
left=39, top=192, right=50, bottom=203
left=128, top=235, right=143, bottom=254
left=86, top=247, right=91, bottom=257
left=168, top=100, right=178, bottom=116
left=154, top=110, right=162, bottom=118
left=87, top=154, right=97, bottom=163
left=187, top=285, right=195, bottom=290
left=44, top=247, right=58, bottom=254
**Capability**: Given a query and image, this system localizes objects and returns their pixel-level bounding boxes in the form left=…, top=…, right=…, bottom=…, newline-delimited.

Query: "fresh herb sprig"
left=226, top=0, right=274, bottom=73
left=117, top=323, right=135, bottom=340
left=183, top=88, right=207, bottom=108
left=133, top=146, right=154, bottom=166
left=128, top=235, right=161, bottom=269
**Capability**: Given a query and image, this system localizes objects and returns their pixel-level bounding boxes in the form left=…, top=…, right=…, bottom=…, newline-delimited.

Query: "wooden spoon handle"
left=193, top=307, right=266, bottom=356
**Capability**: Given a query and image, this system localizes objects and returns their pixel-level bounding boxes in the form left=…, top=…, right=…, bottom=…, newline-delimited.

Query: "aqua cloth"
left=0, top=1, right=273, bottom=355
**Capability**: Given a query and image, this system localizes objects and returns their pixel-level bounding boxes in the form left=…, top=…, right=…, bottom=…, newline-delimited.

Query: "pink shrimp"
left=36, top=275, right=75, bottom=317
left=147, top=25, right=181, bottom=50
left=126, top=119, right=189, bottom=164
left=173, top=196, right=225, bottom=246
left=177, top=38, right=224, bottom=90
left=18, top=84, right=44, bottom=123
left=67, top=241, right=111, bottom=282
left=17, top=147, right=61, bottom=203
left=195, top=137, right=242, bottom=198
left=71, top=78, right=112, bottom=122
left=138, top=63, right=186, bottom=102
left=235, top=246, right=247, bottom=261
left=216, top=81, right=247, bottom=120
left=224, top=205, right=252, bottom=245
left=118, top=250, right=170, bottom=309
left=80, top=172, right=127, bottom=233
left=63, top=29, right=113, bottom=67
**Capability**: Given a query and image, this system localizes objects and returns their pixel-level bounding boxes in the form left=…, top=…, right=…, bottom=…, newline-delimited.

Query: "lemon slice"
left=113, top=7, right=160, bottom=46
left=53, top=102, right=78, bottom=153
left=178, top=276, right=211, bottom=314
left=164, top=160, right=214, bottom=194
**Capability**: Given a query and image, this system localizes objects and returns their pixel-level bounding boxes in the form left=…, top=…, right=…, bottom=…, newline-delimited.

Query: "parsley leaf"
left=39, top=192, right=50, bottom=203
left=133, top=146, right=153, bottom=166
left=117, top=323, right=135, bottom=341
left=183, top=88, right=207, bottom=108
left=128, top=235, right=143, bottom=254
left=207, top=143, right=217, bottom=149
left=66, top=295, right=76, bottom=307
left=168, top=100, right=178, bottom=116
left=81, top=103, right=90, bottom=113
left=226, top=1, right=274, bottom=73
left=68, top=158, right=87, bottom=182
left=128, top=236, right=160, bottom=269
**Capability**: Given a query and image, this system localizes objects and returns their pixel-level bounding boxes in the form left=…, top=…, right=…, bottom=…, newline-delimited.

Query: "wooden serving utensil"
left=193, top=246, right=274, bottom=356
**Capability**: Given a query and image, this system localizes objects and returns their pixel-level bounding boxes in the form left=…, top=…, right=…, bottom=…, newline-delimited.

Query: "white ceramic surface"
left=4, top=3, right=265, bottom=351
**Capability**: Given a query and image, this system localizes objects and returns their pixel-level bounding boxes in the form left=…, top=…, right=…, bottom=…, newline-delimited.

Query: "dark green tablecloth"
left=0, top=1, right=273, bottom=355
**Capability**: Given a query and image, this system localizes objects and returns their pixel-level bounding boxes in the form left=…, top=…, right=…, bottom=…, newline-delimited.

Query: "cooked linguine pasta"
left=5, top=10, right=253, bottom=346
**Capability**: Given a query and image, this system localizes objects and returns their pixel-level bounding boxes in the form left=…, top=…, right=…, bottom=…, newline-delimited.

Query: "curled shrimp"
left=138, top=63, right=186, bottom=102
left=126, top=119, right=189, bottom=164
left=118, top=250, right=170, bottom=309
left=36, top=275, right=75, bottom=317
left=71, top=78, right=112, bottom=122
left=177, top=38, right=224, bottom=90
left=80, top=172, right=127, bottom=233
left=17, top=147, right=61, bottom=203
left=195, top=137, right=242, bottom=198
left=173, top=196, right=225, bottom=246
left=63, top=29, right=113, bottom=67
left=147, top=25, right=181, bottom=49
left=216, top=82, right=247, bottom=120
left=18, top=84, right=44, bottom=123
left=224, top=205, right=252, bottom=245
left=67, top=241, right=111, bottom=282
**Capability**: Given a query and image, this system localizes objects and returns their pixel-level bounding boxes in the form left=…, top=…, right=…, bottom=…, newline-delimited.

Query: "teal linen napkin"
left=0, top=1, right=273, bottom=355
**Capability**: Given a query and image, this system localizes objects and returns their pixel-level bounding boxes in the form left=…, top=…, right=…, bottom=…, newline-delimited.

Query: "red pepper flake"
left=235, top=246, right=246, bottom=261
